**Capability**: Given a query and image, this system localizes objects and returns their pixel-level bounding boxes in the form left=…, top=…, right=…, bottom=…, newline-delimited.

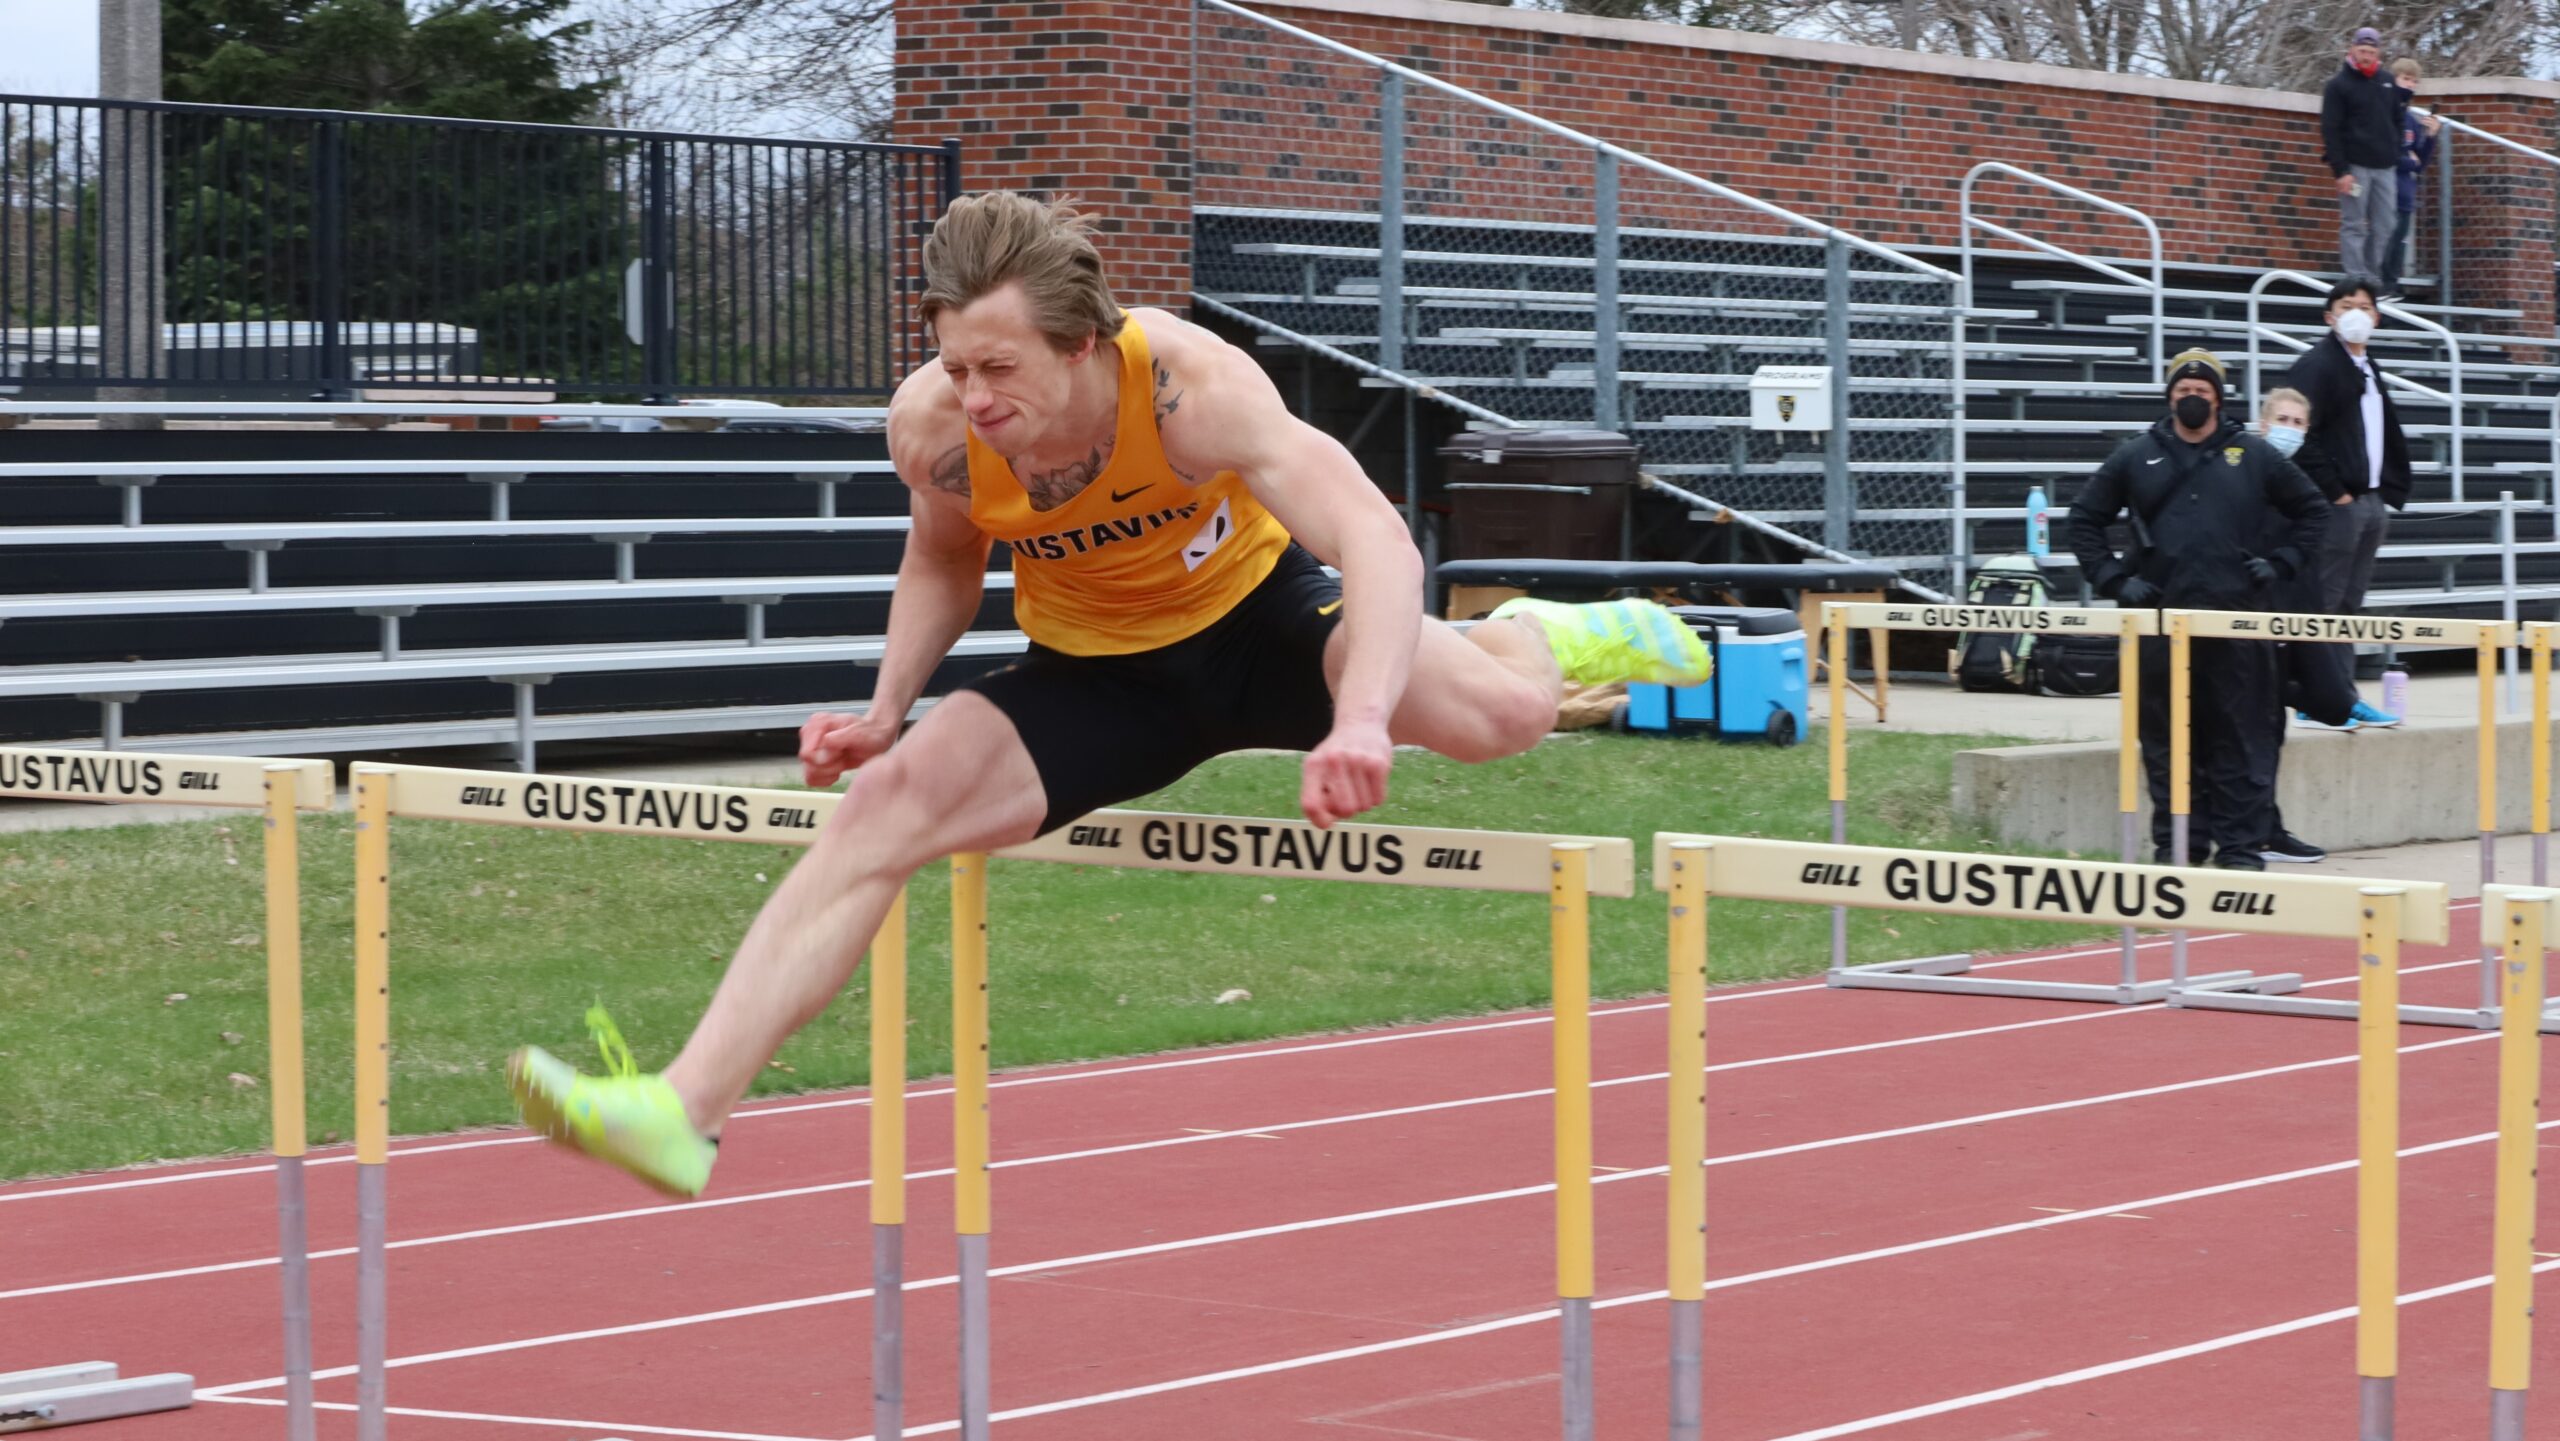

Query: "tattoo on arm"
left=927, top=444, right=971, bottom=497
left=1152, top=358, right=1205, bottom=485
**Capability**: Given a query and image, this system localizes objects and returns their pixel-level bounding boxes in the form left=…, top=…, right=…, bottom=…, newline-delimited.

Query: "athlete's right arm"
left=802, top=382, right=995, bottom=787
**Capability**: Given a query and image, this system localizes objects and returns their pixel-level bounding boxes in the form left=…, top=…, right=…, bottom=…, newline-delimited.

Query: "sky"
left=5, top=0, right=102, bottom=98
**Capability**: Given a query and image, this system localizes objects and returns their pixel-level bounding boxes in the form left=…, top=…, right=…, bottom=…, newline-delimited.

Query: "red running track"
left=6, top=911, right=2559, bottom=1440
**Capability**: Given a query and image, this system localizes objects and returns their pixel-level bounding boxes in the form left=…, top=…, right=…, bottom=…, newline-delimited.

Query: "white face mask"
left=2264, top=423, right=2306, bottom=457
left=2335, top=308, right=2377, bottom=345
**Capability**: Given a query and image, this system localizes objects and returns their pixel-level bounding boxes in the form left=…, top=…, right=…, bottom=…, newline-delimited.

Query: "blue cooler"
left=1619, top=607, right=1808, bottom=745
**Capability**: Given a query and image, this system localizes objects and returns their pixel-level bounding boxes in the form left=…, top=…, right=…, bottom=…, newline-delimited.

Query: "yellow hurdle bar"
left=0, top=744, right=331, bottom=808
left=2356, top=888, right=2404, bottom=1440
left=261, top=769, right=317, bottom=1441
left=869, top=887, right=909, bottom=1441
left=350, top=768, right=393, bottom=1441
left=2480, top=634, right=2506, bottom=1010
left=2486, top=886, right=2550, bottom=1440
left=2533, top=625, right=2553, bottom=889
left=1664, top=843, right=1709, bottom=1441
left=1818, top=604, right=2166, bottom=1003
left=1550, top=844, right=1595, bottom=1441
left=1647, top=834, right=2450, bottom=943
left=951, top=853, right=993, bottom=1441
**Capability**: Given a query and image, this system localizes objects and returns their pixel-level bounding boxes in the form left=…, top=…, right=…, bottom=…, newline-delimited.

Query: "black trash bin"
left=1438, top=429, right=1638, bottom=563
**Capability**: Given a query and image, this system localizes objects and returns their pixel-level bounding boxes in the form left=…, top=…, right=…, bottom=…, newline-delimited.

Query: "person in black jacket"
left=2282, top=280, right=2410, bottom=687
left=2067, top=350, right=2330, bottom=870
left=2322, top=26, right=2406, bottom=282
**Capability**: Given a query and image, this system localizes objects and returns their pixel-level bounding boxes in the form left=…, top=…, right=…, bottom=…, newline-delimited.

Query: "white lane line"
left=195, top=1393, right=828, bottom=1441
left=817, top=1117, right=2556, bottom=1441
left=4, top=1006, right=2144, bottom=1301
left=196, top=1027, right=2507, bottom=1397
left=2, top=908, right=2331, bottom=1204
left=1763, top=1256, right=2560, bottom=1440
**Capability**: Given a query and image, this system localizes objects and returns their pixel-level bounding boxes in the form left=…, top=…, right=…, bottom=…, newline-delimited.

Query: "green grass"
left=0, top=730, right=2114, bottom=1181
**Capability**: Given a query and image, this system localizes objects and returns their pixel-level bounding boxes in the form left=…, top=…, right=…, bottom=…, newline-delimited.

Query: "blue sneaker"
left=2294, top=709, right=2359, bottom=731
left=2349, top=700, right=2402, bottom=728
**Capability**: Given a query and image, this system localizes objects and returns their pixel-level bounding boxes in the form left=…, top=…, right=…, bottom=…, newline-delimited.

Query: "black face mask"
left=2172, top=395, right=2216, bottom=430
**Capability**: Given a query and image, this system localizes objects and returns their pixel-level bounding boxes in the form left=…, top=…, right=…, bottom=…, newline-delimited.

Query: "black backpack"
left=2037, top=633, right=2121, bottom=697
left=1953, top=555, right=2047, bottom=694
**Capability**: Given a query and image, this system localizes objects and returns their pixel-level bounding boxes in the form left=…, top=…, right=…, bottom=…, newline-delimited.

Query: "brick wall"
left=891, top=1, right=1194, bottom=312
left=892, top=0, right=2557, bottom=322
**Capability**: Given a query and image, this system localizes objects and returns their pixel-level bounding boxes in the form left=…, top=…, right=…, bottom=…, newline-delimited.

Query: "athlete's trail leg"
left=1327, top=616, right=1561, bottom=764
left=662, top=692, right=1046, bottom=1134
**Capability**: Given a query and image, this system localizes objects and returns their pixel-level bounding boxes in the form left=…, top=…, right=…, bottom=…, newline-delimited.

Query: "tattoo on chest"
left=1021, top=438, right=1113, bottom=512
left=927, top=444, right=971, bottom=498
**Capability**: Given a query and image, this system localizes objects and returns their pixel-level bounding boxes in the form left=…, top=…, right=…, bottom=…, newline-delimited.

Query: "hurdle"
left=1816, top=600, right=2284, bottom=1003
left=2161, top=609, right=2543, bottom=1030
left=1650, top=833, right=2479, bottom=1438
left=0, top=745, right=333, bottom=1437
left=347, top=762, right=1635, bottom=1440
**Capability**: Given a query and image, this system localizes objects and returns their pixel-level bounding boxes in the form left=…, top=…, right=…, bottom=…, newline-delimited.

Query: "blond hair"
left=2390, top=57, right=2422, bottom=80
left=919, top=192, right=1124, bottom=352
left=2261, top=386, right=2311, bottom=421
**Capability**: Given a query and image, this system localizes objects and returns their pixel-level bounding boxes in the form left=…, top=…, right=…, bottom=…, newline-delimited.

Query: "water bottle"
left=2382, top=667, right=2409, bottom=718
left=2025, top=485, right=2050, bottom=559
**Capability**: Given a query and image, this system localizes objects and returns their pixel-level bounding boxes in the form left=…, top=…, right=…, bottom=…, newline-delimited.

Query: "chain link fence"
left=1193, top=0, right=1966, bottom=594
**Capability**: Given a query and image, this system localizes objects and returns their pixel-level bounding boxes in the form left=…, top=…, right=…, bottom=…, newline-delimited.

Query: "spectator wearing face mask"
left=2381, top=58, right=2441, bottom=301
left=2067, top=350, right=2329, bottom=869
left=2251, top=387, right=2373, bottom=867
left=2282, top=279, right=2410, bottom=656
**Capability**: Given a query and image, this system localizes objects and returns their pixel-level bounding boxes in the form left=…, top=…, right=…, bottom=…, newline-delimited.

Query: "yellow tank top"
left=965, top=316, right=1291, bottom=656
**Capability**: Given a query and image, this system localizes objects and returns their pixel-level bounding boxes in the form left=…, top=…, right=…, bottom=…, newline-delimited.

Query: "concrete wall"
left=1952, top=715, right=2546, bottom=855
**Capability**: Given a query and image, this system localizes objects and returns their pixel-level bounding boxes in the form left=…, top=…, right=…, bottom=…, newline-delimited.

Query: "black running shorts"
left=957, top=543, right=1345, bottom=836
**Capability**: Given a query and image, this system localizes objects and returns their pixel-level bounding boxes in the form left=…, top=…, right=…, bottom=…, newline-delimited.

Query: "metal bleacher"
left=0, top=405, right=1027, bottom=766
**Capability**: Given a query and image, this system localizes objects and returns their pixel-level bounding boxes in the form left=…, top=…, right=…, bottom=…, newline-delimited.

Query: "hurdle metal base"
left=957, top=1233, right=990, bottom=1441
left=2359, top=1375, right=2394, bottom=1441
left=0, top=1363, right=192, bottom=1431
left=1830, top=954, right=2285, bottom=1005
left=873, top=1223, right=903, bottom=1441
left=2171, top=978, right=2560, bottom=1033
left=2491, top=1387, right=2527, bottom=1441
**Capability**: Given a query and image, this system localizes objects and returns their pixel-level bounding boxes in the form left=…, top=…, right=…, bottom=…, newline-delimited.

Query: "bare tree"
left=569, top=0, right=893, bottom=139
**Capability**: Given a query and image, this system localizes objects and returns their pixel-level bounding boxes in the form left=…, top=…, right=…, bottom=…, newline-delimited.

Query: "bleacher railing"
left=1196, top=0, right=1975, bottom=592
left=0, top=93, right=953, bottom=399
left=2406, top=107, right=2560, bottom=310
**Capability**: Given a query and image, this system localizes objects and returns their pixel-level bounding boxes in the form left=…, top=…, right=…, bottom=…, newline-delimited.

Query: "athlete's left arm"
left=1153, top=318, right=1423, bottom=827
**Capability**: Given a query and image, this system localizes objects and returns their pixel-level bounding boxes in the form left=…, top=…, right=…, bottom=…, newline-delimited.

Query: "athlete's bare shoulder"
left=1129, top=307, right=1294, bottom=486
left=885, top=359, right=972, bottom=500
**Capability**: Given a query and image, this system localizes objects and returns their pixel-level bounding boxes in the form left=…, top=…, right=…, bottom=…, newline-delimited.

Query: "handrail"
left=2409, top=107, right=2560, bottom=172
left=1636, top=474, right=1952, bottom=603
left=1193, top=296, right=1526, bottom=430
left=2246, top=269, right=2465, bottom=500
left=1198, top=0, right=1958, bottom=286
left=1959, top=162, right=2164, bottom=372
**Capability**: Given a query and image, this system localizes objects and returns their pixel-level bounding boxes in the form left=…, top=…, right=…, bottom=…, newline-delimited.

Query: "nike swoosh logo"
left=1317, top=599, right=1343, bottom=616
left=2145, top=457, right=2166, bottom=465
left=1109, top=484, right=1153, bottom=503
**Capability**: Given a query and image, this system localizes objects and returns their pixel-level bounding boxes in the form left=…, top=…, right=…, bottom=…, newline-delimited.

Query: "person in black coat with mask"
left=2067, top=349, right=2331, bottom=870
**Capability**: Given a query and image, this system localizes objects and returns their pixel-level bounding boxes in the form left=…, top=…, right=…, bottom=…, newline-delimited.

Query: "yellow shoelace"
left=585, top=1004, right=637, bottom=1080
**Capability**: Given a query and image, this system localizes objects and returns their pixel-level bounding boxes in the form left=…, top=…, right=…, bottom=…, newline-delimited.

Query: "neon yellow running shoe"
left=1489, top=597, right=1714, bottom=688
left=506, top=1007, right=716, bottom=1199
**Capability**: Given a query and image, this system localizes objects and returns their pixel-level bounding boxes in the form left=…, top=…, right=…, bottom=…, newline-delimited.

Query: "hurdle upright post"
left=1665, top=842, right=1708, bottom=1441
left=2480, top=631, right=2502, bottom=1014
left=951, top=852, right=992, bottom=1441
left=351, top=767, right=393, bottom=1441
left=262, top=767, right=317, bottom=1441
left=1550, top=843, right=1595, bottom=1441
left=2532, top=626, right=2550, bottom=890
left=2357, top=887, right=2404, bottom=1441
left=2169, top=611, right=2192, bottom=985
left=1825, top=604, right=1848, bottom=977
left=870, top=888, right=909, bottom=1441
left=2117, top=612, right=2142, bottom=992
left=2487, top=887, right=2547, bottom=1441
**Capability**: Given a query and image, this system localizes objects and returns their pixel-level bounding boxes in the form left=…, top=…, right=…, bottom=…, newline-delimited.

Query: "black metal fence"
left=1, top=95, right=957, bottom=398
